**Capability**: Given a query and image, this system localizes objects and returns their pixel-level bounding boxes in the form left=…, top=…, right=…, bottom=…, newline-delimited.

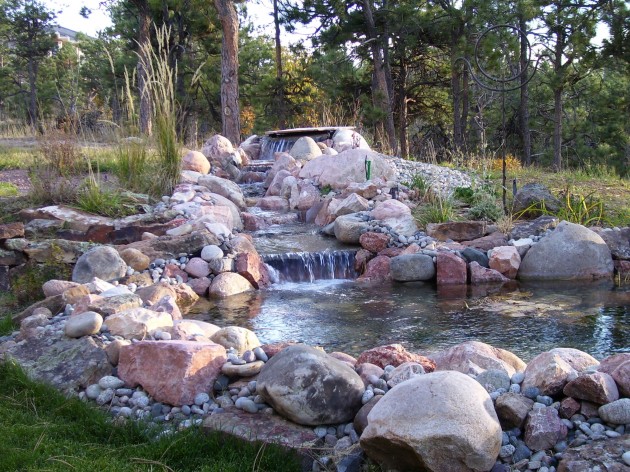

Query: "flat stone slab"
left=202, top=407, right=319, bottom=450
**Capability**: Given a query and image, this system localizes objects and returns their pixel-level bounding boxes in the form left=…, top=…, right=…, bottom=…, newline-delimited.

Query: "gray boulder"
left=334, top=213, right=370, bottom=244
left=513, top=183, right=560, bottom=215
left=72, top=246, right=127, bottom=283
left=360, top=371, right=502, bottom=472
left=289, top=136, right=322, bottom=161
left=518, top=221, right=614, bottom=280
left=591, top=226, right=630, bottom=261
left=390, top=254, right=436, bottom=281
left=198, top=175, right=246, bottom=210
left=256, top=345, right=364, bottom=426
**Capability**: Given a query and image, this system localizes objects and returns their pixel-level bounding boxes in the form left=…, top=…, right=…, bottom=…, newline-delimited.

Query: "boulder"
left=489, top=246, right=521, bottom=279
left=209, top=272, right=254, bottom=298
left=329, top=193, right=370, bottom=217
left=436, top=251, right=468, bottom=285
left=42, top=279, right=81, bottom=297
left=0, top=222, right=24, bottom=239
left=598, top=398, right=630, bottom=424
left=494, top=392, right=535, bottom=429
left=118, top=340, right=226, bottom=406
left=117, top=230, right=220, bottom=263
left=182, top=150, right=210, bottom=174
left=201, top=134, right=235, bottom=168
left=462, top=247, right=490, bottom=267
left=357, top=255, right=391, bottom=281
left=563, top=372, right=620, bottom=405
left=524, top=407, right=568, bottom=451
left=510, top=215, right=559, bottom=240
left=476, top=368, right=511, bottom=392
left=334, top=213, right=370, bottom=244
left=513, top=183, right=561, bottom=215
left=210, top=326, right=260, bottom=355
left=353, top=395, right=383, bottom=435
left=557, top=435, right=630, bottom=472
left=148, top=295, right=182, bottom=321
left=64, top=311, right=103, bottom=338
left=198, top=175, right=246, bottom=210
left=184, top=257, right=211, bottom=278
left=264, top=153, right=301, bottom=188
left=429, top=341, right=526, bottom=377
left=518, top=221, right=614, bottom=281
left=169, top=319, right=221, bottom=340
left=296, top=182, right=321, bottom=211
left=390, top=254, right=435, bottom=282
left=591, top=226, right=630, bottom=260
left=357, top=344, right=435, bottom=372
left=332, top=129, right=370, bottom=152
left=87, top=293, right=143, bottom=318
left=370, top=199, right=411, bottom=221
left=221, top=360, right=265, bottom=377
left=360, top=371, right=501, bottom=472
left=386, top=362, right=425, bottom=388
left=118, top=248, right=150, bottom=272
left=426, top=221, right=487, bottom=242
left=299, top=149, right=396, bottom=191
left=359, top=232, right=389, bottom=253
left=289, top=136, right=322, bottom=161
left=256, top=345, right=364, bottom=425
left=258, top=196, right=289, bottom=212
left=469, top=261, right=510, bottom=284
left=462, top=232, right=509, bottom=252
left=522, top=348, right=599, bottom=396
left=72, top=246, right=128, bottom=283
left=610, top=361, right=630, bottom=398
left=102, top=307, right=173, bottom=339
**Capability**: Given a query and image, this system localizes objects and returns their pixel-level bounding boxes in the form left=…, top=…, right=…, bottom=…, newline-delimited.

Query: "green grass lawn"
left=0, top=360, right=302, bottom=472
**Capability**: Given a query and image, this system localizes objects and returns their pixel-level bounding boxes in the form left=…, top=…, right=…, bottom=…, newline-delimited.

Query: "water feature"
left=259, top=126, right=354, bottom=160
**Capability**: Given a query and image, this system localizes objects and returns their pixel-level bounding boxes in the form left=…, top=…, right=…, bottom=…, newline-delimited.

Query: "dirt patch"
left=0, top=169, right=31, bottom=195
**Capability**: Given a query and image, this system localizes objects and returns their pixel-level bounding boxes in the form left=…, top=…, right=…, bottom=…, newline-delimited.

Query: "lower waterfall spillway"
left=262, top=250, right=358, bottom=283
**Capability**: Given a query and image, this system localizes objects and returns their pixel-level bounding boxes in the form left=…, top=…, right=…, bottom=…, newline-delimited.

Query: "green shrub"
left=453, top=186, right=475, bottom=204
left=0, top=182, right=18, bottom=197
left=468, top=194, right=503, bottom=221
left=11, top=250, right=71, bottom=306
left=413, top=192, right=456, bottom=227
left=76, top=176, right=139, bottom=218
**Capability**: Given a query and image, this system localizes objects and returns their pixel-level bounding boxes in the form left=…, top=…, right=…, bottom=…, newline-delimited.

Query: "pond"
left=189, top=278, right=630, bottom=362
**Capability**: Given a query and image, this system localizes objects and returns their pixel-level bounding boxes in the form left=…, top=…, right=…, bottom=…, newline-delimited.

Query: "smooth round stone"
left=622, top=451, right=630, bottom=466
left=499, top=444, right=515, bottom=459
left=151, top=403, right=163, bottom=417
left=536, top=395, right=553, bottom=406
left=191, top=405, right=204, bottom=415
left=99, top=375, right=125, bottom=390
left=522, top=386, right=540, bottom=399
left=200, top=245, right=223, bottom=261
left=85, top=384, right=102, bottom=400
left=235, top=397, right=258, bottom=414
left=248, top=381, right=257, bottom=392
left=194, top=393, right=210, bottom=406
left=314, top=426, right=327, bottom=438
left=134, top=395, right=150, bottom=409
left=64, top=311, right=103, bottom=338
left=362, top=389, right=375, bottom=404
left=509, top=384, right=521, bottom=394
left=118, top=406, right=133, bottom=418
left=242, top=350, right=256, bottom=363
left=96, top=388, right=115, bottom=406
left=253, top=347, right=268, bottom=362
left=221, top=360, right=264, bottom=377
left=181, top=405, right=191, bottom=415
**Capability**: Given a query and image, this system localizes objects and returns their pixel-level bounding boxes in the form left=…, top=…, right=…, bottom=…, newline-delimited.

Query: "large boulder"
left=210, top=326, right=260, bottom=356
left=299, top=149, right=396, bottom=191
left=436, top=251, right=468, bottom=285
left=524, top=407, right=568, bottom=451
left=102, top=307, right=173, bottom=339
left=118, top=340, right=226, bottom=406
left=390, top=254, right=436, bottom=282
left=256, top=345, right=364, bottom=426
left=430, top=341, right=526, bottom=377
left=182, top=150, right=210, bottom=174
left=328, top=193, right=370, bottom=217
left=198, top=175, right=246, bottom=210
left=208, top=272, right=254, bottom=298
left=426, top=221, right=487, bottom=242
left=522, top=348, right=600, bottom=396
left=333, top=213, right=370, bottom=244
left=201, top=134, right=238, bottom=169
left=72, top=246, right=127, bottom=283
left=289, top=136, right=322, bottom=161
left=518, top=221, right=614, bottom=281
left=489, top=246, right=521, bottom=279
left=332, top=129, right=370, bottom=152
left=513, top=182, right=561, bottom=215
left=360, top=371, right=502, bottom=472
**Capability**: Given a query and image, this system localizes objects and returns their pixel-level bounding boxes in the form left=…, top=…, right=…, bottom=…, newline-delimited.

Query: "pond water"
left=189, top=278, right=630, bottom=362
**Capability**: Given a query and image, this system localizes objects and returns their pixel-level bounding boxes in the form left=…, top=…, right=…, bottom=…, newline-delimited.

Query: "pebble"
left=242, top=350, right=256, bottom=363
left=622, top=451, right=630, bottom=466
left=253, top=347, right=268, bottom=362
left=85, top=384, right=102, bottom=400
left=194, top=393, right=210, bottom=406
left=96, top=388, right=115, bottom=406
left=362, top=389, right=375, bottom=404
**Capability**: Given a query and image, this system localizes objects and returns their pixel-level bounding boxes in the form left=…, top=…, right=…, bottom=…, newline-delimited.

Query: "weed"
left=556, top=186, right=607, bottom=226
left=75, top=172, right=139, bottom=218
left=37, top=131, right=84, bottom=176
left=320, top=184, right=333, bottom=195
left=413, top=192, right=456, bottom=227
left=468, top=194, right=503, bottom=222
left=453, top=186, right=475, bottom=204
left=114, top=139, right=149, bottom=190
left=0, top=182, right=18, bottom=197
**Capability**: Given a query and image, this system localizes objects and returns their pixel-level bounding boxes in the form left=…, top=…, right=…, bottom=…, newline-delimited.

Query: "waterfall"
left=262, top=250, right=358, bottom=283
left=259, top=136, right=299, bottom=161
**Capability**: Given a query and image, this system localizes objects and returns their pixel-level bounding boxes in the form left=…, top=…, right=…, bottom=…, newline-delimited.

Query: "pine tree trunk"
left=519, top=14, right=532, bottom=166
left=27, top=58, right=39, bottom=132
left=553, top=87, right=563, bottom=171
left=215, top=0, right=241, bottom=145
left=135, top=0, right=152, bottom=136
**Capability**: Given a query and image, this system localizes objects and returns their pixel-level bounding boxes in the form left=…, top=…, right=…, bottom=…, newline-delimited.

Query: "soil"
left=0, top=169, right=31, bottom=195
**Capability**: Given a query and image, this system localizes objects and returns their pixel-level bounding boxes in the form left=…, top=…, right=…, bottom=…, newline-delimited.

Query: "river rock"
left=469, top=261, right=510, bottom=284
left=184, top=257, right=211, bottom=278
left=591, top=226, right=630, bottom=260
left=332, top=129, right=370, bottom=151
left=476, top=368, right=511, bottom=392
left=387, top=362, right=425, bottom=388
left=258, top=196, right=289, bottom=212
left=353, top=394, right=383, bottom=434
left=256, top=345, right=364, bottom=425
left=361, top=371, right=501, bottom=472
left=524, top=407, right=568, bottom=451
left=235, top=251, right=270, bottom=289
left=299, top=149, right=396, bottom=191
left=357, top=255, right=391, bottom=280
left=510, top=215, right=559, bottom=240
left=296, top=181, right=320, bottom=211
left=88, top=293, right=143, bottom=317
left=370, top=199, right=411, bottom=221
left=210, top=326, right=260, bottom=355
left=334, top=213, right=370, bottom=244
left=518, top=221, right=614, bottom=280
left=513, top=183, right=561, bottom=215
left=117, top=230, right=220, bottom=262
left=489, top=246, right=521, bottom=279
left=426, top=221, right=487, bottom=242
left=200, top=244, right=223, bottom=261
left=42, top=279, right=81, bottom=297
left=169, top=319, right=221, bottom=340
left=65, top=311, right=103, bottom=338
left=462, top=232, right=509, bottom=252
left=598, top=398, right=630, bottom=424
left=72, top=246, right=128, bottom=283
left=222, top=360, right=265, bottom=377
left=357, top=344, right=435, bottom=372
left=359, top=232, right=389, bottom=253
left=290, top=136, right=322, bottom=161
left=430, top=341, right=526, bottom=377
left=557, top=434, right=630, bottom=472
left=148, top=295, right=182, bottom=321
left=118, top=248, right=150, bottom=271
left=118, top=340, right=226, bottom=406
left=329, top=193, right=370, bottom=217
left=390, top=254, right=435, bottom=282
left=201, top=134, right=234, bottom=167
left=609, top=362, right=630, bottom=398
left=182, top=150, right=210, bottom=174
left=436, top=251, right=467, bottom=285
left=461, top=247, right=490, bottom=267
left=522, top=348, right=600, bottom=396
left=209, top=272, right=254, bottom=298
left=103, top=307, right=173, bottom=339
left=563, top=371, right=620, bottom=405
left=494, top=392, right=535, bottom=429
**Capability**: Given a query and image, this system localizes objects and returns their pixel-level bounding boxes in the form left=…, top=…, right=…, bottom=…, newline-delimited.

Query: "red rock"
left=429, top=341, right=526, bottom=377
left=356, top=344, right=435, bottom=372
left=163, top=263, right=189, bottom=282
left=329, top=351, right=357, bottom=367
left=261, top=341, right=298, bottom=358
left=401, top=243, right=421, bottom=255
left=598, top=353, right=630, bottom=375
left=187, top=277, right=211, bottom=296
left=355, top=248, right=374, bottom=272
left=524, top=407, right=568, bottom=451
left=580, top=401, right=600, bottom=419
left=437, top=251, right=467, bottom=285
left=0, top=222, right=24, bottom=239
left=355, top=363, right=385, bottom=386
left=611, top=361, right=630, bottom=397
left=489, top=246, right=521, bottom=279
left=358, top=255, right=391, bottom=281
left=235, top=251, right=270, bottom=289
left=426, top=221, right=486, bottom=241
left=462, top=232, right=509, bottom=251
left=378, top=247, right=404, bottom=257
left=469, top=261, right=509, bottom=284
left=241, top=212, right=268, bottom=231
left=563, top=372, right=619, bottom=405
left=118, top=340, right=226, bottom=406
left=360, top=232, right=389, bottom=253
left=559, top=397, right=581, bottom=419
left=258, top=196, right=289, bottom=211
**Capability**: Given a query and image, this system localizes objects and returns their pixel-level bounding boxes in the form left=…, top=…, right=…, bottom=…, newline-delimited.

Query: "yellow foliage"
left=490, top=154, right=522, bottom=172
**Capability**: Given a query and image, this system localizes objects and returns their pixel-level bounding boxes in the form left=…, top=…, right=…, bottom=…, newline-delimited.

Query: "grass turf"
left=0, top=360, right=302, bottom=471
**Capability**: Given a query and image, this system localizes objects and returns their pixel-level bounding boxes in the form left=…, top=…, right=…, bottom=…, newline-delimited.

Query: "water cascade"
left=259, top=126, right=354, bottom=160
left=262, top=250, right=357, bottom=283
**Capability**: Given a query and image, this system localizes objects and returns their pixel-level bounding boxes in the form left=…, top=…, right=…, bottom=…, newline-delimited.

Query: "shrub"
left=413, top=192, right=456, bottom=227
left=11, top=245, right=71, bottom=305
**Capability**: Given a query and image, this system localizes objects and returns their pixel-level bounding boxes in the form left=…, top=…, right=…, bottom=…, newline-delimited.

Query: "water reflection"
left=189, top=280, right=630, bottom=362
